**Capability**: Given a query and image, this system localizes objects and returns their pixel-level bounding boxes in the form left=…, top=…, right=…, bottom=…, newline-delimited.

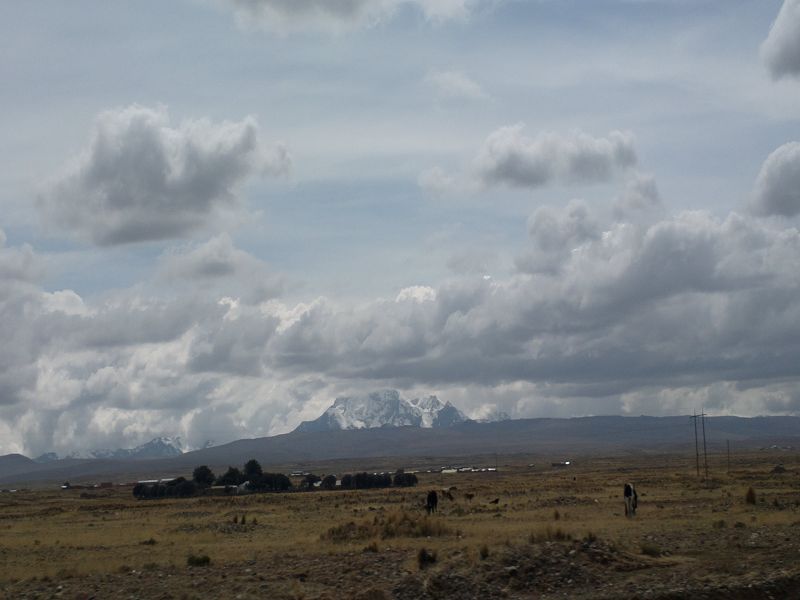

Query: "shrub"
left=553, top=509, right=560, bottom=521
left=417, top=547, right=437, bottom=569
left=140, top=538, right=157, bottom=545
left=745, top=487, right=757, bottom=505
left=712, top=519, right=726, bottom=529
left=641, top=543, right=661, bottom=557
left=479, top=544, right=490, bottom=560
left=187, top=554, right=211, bottom=567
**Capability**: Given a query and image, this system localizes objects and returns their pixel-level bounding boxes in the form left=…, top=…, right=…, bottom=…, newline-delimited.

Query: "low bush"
left=187, top=554, right=211, bottom=567
left=417, top=547, right=437, bottom=569
left=641, top=543, right=661, bottom=557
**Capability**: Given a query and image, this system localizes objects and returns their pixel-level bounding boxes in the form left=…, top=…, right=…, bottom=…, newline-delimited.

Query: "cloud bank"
left=2, top=187, right=800, bottom=455
left=38, top=105, right=289, bottom=246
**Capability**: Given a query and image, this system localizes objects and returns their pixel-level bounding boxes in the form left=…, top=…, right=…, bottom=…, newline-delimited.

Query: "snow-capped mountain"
left=34, top=437, right=184, bottom=462
left=294, top=390, right=467, bottom=433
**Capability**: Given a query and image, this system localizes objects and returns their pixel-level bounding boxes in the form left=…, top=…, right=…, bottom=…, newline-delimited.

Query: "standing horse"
left=426, top=490, right=438, bottom=514
left=623, top=483, right=638, bottom=517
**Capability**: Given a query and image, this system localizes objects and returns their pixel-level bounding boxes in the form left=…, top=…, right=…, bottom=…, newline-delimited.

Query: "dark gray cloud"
left=613, top=173, right=662, bottom=219
left=38, top=105, right=289, bottom=246
left=751, top=141, right=800, bottom=217
left=474, top=125, right=637, bottom=189
left=516, top=200, right=600, bottom=274
left=762, top=0, right=800, bottom=79
left=158, top=234, right=284, bottom=301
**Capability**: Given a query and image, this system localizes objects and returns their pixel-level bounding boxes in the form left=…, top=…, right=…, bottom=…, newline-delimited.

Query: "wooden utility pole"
left=701, top=410, right=709, bottom=482
left=691, top=412, right=700, bottom=477
left=727, top=439, right=731, bottom=474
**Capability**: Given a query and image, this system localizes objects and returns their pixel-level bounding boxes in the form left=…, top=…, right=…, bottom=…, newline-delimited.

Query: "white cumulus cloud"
left=38, top=105, right=290, bottom=246
left=762, top=0, right=800, bottom=79
left=751, top=141, right=800, bottom=217
left=474, top=125, right=637, bottom=189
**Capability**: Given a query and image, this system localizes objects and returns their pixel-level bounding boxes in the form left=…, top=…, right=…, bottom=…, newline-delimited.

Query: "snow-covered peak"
left=294, top=390, right=467, bottom=433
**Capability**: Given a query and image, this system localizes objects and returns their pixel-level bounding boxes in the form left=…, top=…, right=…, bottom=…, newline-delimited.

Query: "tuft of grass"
left=553, top=509, right=560, bottom=521
left=712, top=519, right=727, bottom=529
left=745, top=487, right=757, bottom=505
left=362, top=541, right=379, bottom=553
left=140, top=538, right=158, bottom=545
left=187, top=554, right=211, bottom=567
left=479, top=544, right=490, bottom=560
left=530, top=526, right=572, bottom=543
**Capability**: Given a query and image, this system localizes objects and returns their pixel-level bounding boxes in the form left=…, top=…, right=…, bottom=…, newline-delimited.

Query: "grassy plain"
left=1, top=451, right=800, bottom=599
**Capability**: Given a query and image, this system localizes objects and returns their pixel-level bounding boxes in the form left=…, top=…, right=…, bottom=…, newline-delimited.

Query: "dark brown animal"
left=426, top=490, right=438, bottom=514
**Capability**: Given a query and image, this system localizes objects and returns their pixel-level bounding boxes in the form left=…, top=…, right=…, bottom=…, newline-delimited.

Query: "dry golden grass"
left=1, top=451, right=799, bottom=598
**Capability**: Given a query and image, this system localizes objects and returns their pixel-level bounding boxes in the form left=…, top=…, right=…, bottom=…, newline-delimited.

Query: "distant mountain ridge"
left=34, top=437, right=184, bottom=463
left=294, top=390, right=468, bottom=433
left=3, top=415, right=800, bottom=485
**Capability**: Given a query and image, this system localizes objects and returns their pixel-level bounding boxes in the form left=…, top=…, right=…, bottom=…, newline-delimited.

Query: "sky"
left=2, top=0, right=800, bottom=456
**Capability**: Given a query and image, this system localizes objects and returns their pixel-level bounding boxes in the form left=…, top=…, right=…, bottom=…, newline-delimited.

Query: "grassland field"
left=1, top=451, right=799, bottom=599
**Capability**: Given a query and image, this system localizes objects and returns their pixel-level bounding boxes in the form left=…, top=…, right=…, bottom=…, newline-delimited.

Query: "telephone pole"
left=701, top=410, right=709, bottom=482
left=691, top=412, right=700, bottom=477
left=727, top=439, right=731, bottom=475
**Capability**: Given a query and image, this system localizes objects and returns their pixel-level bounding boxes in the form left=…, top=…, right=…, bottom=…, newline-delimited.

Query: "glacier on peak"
left=294, top=390, right=467, bottom=433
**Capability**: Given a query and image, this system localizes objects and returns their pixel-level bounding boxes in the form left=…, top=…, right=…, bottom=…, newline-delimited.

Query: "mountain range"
left=2, top=404, right=800, bottom=486
left=34, top=437, right=184, bottom=463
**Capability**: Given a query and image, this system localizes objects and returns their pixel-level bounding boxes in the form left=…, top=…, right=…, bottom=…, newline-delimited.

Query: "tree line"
left=132, top=459, right=417, bottom=499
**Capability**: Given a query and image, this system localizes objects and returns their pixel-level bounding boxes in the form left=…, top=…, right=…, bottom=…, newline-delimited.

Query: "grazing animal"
left=623, top=483, right=638, bottom=517
left=441, top=489, right=454, bottom=501
left=426, top=490, right=438, bottom=514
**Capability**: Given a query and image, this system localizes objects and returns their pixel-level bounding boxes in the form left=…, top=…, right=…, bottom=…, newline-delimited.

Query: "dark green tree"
left=320, top=474, right=337, bottom=490
left=192, top=465, right=215, bottom=488
left=216, top=466, right=244, bottom=486
left=243, top=459, right=263, bottom=480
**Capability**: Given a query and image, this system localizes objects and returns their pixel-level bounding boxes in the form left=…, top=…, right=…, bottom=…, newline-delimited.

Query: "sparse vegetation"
left=3, top=452, right=800, bottom=599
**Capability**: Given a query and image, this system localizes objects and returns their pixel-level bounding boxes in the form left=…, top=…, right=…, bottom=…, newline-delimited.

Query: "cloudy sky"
left=2, top=0, right=800, bottom=456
